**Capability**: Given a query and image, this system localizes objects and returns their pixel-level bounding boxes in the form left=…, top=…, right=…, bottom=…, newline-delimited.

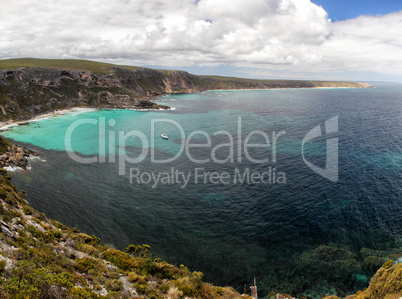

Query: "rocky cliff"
left=0, top=58, right=371, bottom=122
left=320, top=261, right=402, bottom=299
left=0, top=135, right=247, bottom=298
left=0, top=169, right=246, bottom=298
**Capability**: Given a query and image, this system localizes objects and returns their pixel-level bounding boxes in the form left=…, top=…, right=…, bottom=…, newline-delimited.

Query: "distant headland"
left=0, top=58, right=371, bottom=122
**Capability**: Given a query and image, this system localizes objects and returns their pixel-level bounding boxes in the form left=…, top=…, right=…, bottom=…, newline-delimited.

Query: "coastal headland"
left=0, top=58, right=371, bottom=123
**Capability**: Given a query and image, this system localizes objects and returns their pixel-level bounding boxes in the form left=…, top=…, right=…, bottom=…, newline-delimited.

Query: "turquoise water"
left=3, top=84, right=402, bottom=298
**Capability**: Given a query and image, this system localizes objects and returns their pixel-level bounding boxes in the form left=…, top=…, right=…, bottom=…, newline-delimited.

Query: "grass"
left=0, top=58, right=367, bottom=88
left=0, top=58, right=141, bottom=74
left=202, top=75, right=359, bottom=85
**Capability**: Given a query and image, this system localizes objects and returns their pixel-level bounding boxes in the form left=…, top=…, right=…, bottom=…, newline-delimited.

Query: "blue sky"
left=1, top=0, right=402, bottom=82
left=312, top=0, right=402, bottom=20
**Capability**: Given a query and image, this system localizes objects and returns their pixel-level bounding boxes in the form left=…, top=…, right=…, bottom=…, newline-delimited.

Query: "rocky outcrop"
left=134, top=100, right=170, bottom=110
left=345, top=261, right=402, bottom=299
left=0, top=145, right=38, bottom=169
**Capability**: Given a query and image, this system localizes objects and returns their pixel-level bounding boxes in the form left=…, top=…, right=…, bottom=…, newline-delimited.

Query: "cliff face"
left=0, top=58, right=371, bottom=121
left=0, top=66, right=220, bottom=121
left=0, top=135, right=38, bottom=170
left=0, top=67, right=169, bottom=121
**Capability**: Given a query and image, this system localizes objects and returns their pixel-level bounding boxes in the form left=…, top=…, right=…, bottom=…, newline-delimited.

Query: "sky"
left=0, top=0, right=401, bottom=82
left=311, top=0, right=402, bottom=21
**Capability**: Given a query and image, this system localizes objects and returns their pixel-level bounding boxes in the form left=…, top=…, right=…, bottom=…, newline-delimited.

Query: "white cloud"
left=320, top=12, right=402, bottom=75
left=0, top=0, right=401, bottom=80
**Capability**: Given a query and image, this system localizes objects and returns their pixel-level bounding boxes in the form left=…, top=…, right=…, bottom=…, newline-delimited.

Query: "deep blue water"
left=2, top=83, right=402, bottom=298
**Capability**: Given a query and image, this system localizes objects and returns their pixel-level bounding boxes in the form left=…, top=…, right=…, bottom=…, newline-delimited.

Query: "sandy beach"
left=0, top=107, right=99, bottom=131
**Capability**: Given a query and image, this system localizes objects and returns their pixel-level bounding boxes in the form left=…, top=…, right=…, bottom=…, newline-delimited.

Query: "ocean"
left=2, top=83, right=401, bottom=297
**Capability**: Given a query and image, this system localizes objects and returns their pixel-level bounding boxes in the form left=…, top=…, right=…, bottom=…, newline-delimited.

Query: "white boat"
left=161, top=133, right=168, bottom=139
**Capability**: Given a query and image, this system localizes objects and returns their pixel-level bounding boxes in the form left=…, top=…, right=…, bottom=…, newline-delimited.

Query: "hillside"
left=0, top=172, right=244, bottom=298
left=0, top=136, right=246, bottom=298
left=0, top=58, right=371, bottom=122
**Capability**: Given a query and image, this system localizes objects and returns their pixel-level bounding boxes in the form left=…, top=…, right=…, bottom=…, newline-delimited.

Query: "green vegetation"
left=328, top=262, right=402, bottom=299
left=357, top=261, right=402, bottom=298
left=199, top=75, right=363, bottom=89
left=126, top=244, right=151, bottom=257
left=0, top=157, right=244, bottom=298
left=292, top=243, right=402, bottom=297
left=0, top=58, right=370, bottom=122
left=0, top=58, right=370, bottom=91
left=0, top=136, right=11, bottom=155
left=0, top=58, right=141, bottom=74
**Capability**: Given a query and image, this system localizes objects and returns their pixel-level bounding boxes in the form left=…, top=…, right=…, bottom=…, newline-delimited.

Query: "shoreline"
left=158, top=85, right=373, bottom=98
left=0, top=107, right=99, bottom=131
left=0, top=84, right=371, bottom=131
left=203, top=86, right=372, bottom=92
left=0, top=106, right=175, bottom=131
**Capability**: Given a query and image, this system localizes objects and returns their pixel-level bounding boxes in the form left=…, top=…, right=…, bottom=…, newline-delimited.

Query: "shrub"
left=126, top=243, right=151, bottom=257
left=10, top=210, right=22, bottom=219
left=0, top=260, right=6, bottom=273
left=36, top=212, right=46, bottom=221
left=141, top=244, right=151, bottom=258
left=126, top=244, right=141, bottom=255
left=178, top=284, right=197, bottom=297
left=77, top=258, right=96, bottom=272
left=106, top=279, right=123, bottom=292
left=153, top=261, right=177, bottom=279
left=0, top=188, right=6, bottom=199
left=202, top=284, right=214, bottom=299
left=69, top=287, right=98, bottom=298
left=18, top=190, right=26, bottom=199
left=5, top=194, right=16, bottom=206
left=52, top=220, right=68, bottom=230
left=52, top=229, right=62, bottom=239
left=2, top=213, right=11, bottom=223
left=134, top=281, right=149, bottom=295
left=43, top=231, right=54, bottom=243
left=91, top=235, right=100, bottom=245
left=158, top=282, right=169, bottom=293
left=76, top=233, right=100, bottom=245
left=107, top=270, right=121, bottom=280
left=80, top=244, right=98, bottom=255
left=103, top=249, right=138, bottom=271
left=127, top=272, right=138, bottom=283
left=78, top=233, right=92, bottom=243
left=383, top=260, right=393, bottom=269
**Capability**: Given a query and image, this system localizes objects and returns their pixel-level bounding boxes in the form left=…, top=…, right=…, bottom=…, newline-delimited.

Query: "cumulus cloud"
left=0, top=0, right=401, bottom=79
left=320, top=12, right=402, bottom=75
